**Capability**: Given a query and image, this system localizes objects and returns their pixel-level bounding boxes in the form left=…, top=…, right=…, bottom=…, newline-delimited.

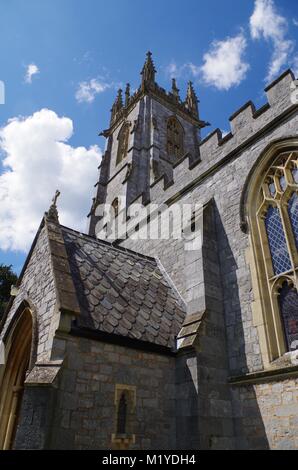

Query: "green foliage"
left=0, top=264, right=18, bottom=319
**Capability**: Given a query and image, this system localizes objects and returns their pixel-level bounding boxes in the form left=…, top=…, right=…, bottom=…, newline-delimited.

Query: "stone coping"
left=229, top=364, right=298, bottom=385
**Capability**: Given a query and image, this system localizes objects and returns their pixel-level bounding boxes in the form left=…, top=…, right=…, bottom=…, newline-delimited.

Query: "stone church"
left=0, top=52, right=298, bottom=450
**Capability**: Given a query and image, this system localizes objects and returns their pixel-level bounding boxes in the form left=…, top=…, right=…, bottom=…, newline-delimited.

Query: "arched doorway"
left=0, top=308, right=33, bottom=449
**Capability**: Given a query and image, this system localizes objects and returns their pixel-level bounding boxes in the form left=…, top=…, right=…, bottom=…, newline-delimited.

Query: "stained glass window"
left=265, top=205, right=292, bottom=275
left=279, top=174, right=286, bottom=191
left=292, top=168, right=298, bottom=184
left=268, top=180, right=276, bottom=197
left=288, top=193, right=298, bottom=249
left=254, top=151, right=298, bottom=356
left=278, top=283, right=298, bottom=351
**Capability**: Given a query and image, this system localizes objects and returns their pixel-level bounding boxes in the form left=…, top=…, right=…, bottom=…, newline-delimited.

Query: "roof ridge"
left=60, top=224, right=157, bottom=264
left=155, top=257, right=186, bottom=309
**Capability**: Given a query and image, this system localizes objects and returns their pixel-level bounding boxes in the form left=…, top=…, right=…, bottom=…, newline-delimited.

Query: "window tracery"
left=256, top=151, right=298, bottom=354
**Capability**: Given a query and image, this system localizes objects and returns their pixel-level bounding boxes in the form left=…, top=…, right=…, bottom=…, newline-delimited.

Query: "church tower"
left=88, top=52, right=208, bottom=237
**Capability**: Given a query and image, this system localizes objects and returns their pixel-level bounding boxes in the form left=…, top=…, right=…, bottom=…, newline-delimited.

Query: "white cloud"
left=293, top=19, right=298, bottom=27
left=292, top=56, right=298, bottom=76
left=163, top=34, right=249, bottom=90
left=250, top=0, right=295, bottom=81
left=0, top=109, right=102, bottom=252
left=200, top=33, right=249, bottom=90
left=25, top=63, right=39, bottom=83
left=164, top=61, right=200, bottom=80
left=187, top=63, right=201, bottom=78
left=75, top=78, right=110, bottom=103
left=164, top=62, right=179, bottom=78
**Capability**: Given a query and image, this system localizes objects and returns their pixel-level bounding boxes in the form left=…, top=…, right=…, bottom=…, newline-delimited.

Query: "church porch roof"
left=60, top=225, right=186, bottom=350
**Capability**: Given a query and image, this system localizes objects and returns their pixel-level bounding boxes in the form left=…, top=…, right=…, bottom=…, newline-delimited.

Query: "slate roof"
left=61, top=226, right=186, bottom=349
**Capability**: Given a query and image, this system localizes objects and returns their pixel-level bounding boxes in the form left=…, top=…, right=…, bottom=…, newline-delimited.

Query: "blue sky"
left=0, top=0, right=298, bottom=274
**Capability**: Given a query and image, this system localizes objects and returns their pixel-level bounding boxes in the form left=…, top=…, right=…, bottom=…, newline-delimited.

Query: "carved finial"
left=185, top=81, right=199, bottom=118
left=87, top=197, right=97, bottom=217
left=125, top=83, right=130, bottom=107
left=46, top=189, right=60, bottom=223
left=52, top=189, right=60, bottom=206
left=110, top=89, right=123, bottom=124
left=141, top=51, right=156, bottom=88
left=116, top=88, right=123, bottom=108
left=171, top=78, right=180, bottom=102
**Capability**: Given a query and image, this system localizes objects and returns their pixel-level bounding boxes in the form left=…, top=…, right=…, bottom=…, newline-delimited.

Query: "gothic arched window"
left=252, top=151, right=298, bottom=358
left=112, top=385, right=136, bottom=450
left=116, top=122, right=130, bottom=165
left=117, top=392, right=127, bottom=435
left=166, top=116, right=184, bottom=159
left=288, top=192, right=298, bottom=249
left=278, top=282, right=298, bottom=352
left=112, top=198, right=119, bottom=217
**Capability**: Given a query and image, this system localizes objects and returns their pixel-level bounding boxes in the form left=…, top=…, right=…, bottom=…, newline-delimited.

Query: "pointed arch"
left=116, top=392, right=127, bottom=435
left=166, top=116, right=184, bottom=159
left=278, top=280, right=298, bottom=351
left=0, top=302, right=35, bottom=449
left=112, top=384, right=136, bottom=450
left=112, top=197, right=119, bottom=218
left=241, top=138, right=298, bottom=363
left=116, top=122, right=130, bottom=165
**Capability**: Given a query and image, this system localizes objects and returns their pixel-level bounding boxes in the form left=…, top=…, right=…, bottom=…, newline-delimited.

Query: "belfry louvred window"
left=116, top=122, right=130, bottom=165
left=166, top=116, right=184, bottom=159
left=257, top=152, right=298, bottom=352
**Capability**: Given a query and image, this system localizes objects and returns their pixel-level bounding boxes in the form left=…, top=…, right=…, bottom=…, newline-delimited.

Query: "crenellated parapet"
left=147, top=69, right=297, bottom=207
left=88, top=55, right=297, bottom=239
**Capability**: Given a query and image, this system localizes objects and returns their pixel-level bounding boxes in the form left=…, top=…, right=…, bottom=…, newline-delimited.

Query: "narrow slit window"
left=117, top=393, right=127, bottom=435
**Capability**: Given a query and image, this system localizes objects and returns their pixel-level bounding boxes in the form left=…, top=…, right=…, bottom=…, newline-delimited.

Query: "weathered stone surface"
left=48, top=336, right=176, bottom=450
left=0, top=223, right=57, bottom=363
left=1, top=62, right=298, bottom=451
left=231, top=378, right=298, bottom=450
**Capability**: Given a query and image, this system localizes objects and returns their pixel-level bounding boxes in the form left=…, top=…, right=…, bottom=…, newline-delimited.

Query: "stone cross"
left=52, top=190, right=61, bottom=206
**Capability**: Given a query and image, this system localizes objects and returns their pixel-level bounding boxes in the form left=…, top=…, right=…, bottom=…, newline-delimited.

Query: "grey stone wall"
left=120, top=74, right=298, bottom=377
left=49, top=335, right=177, bottom=450
left=89, top=90, right=202, bottom=234
left=232, top=378, right=298, bottom=449
left=5, top=71, right=298, bottom=451
left=0, top=224, right=57, bottom=363
left=126, top=113, right=298, bottom=377
left=113, top=71, right=298, bottom=449
left=14, top=385, right=57, bottom=450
